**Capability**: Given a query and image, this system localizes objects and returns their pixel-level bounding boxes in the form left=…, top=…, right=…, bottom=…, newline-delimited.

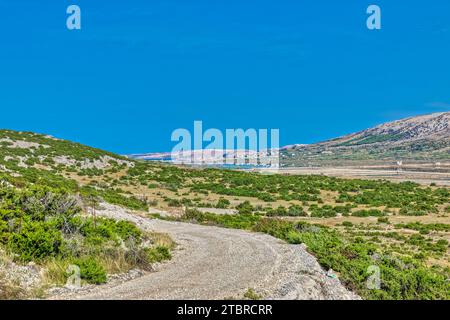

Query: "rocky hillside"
left=0, top=129, right=152, bottom=211
left=0, top=130, right=135, bottom=185
left=0, top=130, right=133, bottom=171
left=281, top=112, right=450, bottom=167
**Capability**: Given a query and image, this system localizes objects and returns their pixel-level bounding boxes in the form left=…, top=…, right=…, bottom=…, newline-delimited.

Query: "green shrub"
left=72, top=257, right=107, bottom=284
left=81, top=186, right=148, bottom=211
left=80, top=218, right=142, bottom=245
left=288, top=205, right=307, bottom=216
left=266, top=204, right=306, bottom=217
left=244, top=288, right=262, bottom=300
left=342, top=221, right=353, bottom=227
left=309, top=205, right=338, bottom=218
left=166, top=198, right=182, bottom=207
left=215, top=198, right=230, bottom=209
left=236, top=201, right=254, bottom=214
left=377, top=217, right=390, bottom=224
left=399, top=207, right=427, bottom=216
left=8, top=221, right=63, bottom=262
left=253, top=218, right=295, bottom=240
left=266, top=205, right=287, bottom=216
left=352, top=209, right=385, bottom=217
left=183, top=209, right=260, bottom=230
left=146, top=246, right=171, bottom=263
left=115, top=220, right=142, bottom=242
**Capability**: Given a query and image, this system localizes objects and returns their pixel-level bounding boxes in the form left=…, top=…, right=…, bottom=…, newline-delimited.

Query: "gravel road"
left=60, top=204, right=359, bottom=300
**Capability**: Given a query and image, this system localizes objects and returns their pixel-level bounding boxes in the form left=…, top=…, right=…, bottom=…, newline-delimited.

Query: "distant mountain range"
left=281, top=112, right=450, bottom=166
left=129, top=112, right=450, bottom=167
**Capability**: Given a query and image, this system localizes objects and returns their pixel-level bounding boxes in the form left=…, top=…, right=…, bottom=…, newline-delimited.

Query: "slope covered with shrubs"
left=0, top=129, right=448, bottom=300
left=0, top=184, right=172, bottom=298
left=179, top=209, right=450, bottom=300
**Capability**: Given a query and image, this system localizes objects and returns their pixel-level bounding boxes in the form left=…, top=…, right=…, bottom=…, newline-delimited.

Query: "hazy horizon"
left=1, top=0, right=449, bottom=154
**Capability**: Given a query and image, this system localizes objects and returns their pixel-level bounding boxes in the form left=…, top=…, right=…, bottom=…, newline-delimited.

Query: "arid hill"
left=281, top=112, right=450, bottom=167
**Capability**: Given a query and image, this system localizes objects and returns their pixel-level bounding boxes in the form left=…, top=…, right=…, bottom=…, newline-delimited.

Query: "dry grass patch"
left=149, top=232, right=176, bottom=249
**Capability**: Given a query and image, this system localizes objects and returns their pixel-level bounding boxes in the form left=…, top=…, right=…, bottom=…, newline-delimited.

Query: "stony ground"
left=57, top=203, right=359, bottom=300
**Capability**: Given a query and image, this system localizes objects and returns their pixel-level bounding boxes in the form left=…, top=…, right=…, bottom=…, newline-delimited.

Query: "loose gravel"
left=59, top=203, right=360, bottom=300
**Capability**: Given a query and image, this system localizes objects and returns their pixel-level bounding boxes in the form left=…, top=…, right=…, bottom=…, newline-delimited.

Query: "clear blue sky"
left=0, top=0, right=449, bottom=154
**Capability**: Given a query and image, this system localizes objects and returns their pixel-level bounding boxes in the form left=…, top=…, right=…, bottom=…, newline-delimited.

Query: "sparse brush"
left=243, top=288, right=262, bottom=300
left=0, top=274, right=26, bottom=300
left=145, top=246, right=171, bottom=263
left=148, top=232, right=175, bottom=249
left=0, top=251, right=42, bottom=300
left=42, top=258, right=72, bottom=287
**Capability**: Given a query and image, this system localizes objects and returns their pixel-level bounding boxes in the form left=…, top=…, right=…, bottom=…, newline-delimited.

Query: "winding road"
left=59, top=204, right=359, bottom=300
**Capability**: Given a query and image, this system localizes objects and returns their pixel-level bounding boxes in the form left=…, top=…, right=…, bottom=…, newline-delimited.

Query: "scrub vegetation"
left=0, top=129, right=448, bottom=300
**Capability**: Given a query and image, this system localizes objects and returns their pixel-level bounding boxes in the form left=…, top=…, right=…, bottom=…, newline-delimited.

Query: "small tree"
left=84, top=195, right=100, bottom=228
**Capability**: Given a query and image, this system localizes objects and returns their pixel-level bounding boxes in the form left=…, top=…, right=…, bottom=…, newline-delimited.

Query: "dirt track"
left=59, top=204, right=358, bottom=300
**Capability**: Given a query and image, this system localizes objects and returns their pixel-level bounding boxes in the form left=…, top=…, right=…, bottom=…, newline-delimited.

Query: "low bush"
left=0, top=184, right=174, bottom=294
left=215, top=198, right=230, bottom=209
left=72, top=257, right=107, bottom=284
left=352, top=209, right=385, bottom=217
left=183, top=209, right=260, bottom=230
left=377, top=217, right=390, bottom=224
left=146, top=246, right=172, bottom=263
left=166, top=198, right=182, bottom=207
left=243, top=288, right=262, bottom=300
left=266, top=205, right=307, bottom=217
left=342, top=221, right=353, bottom=227
left=309, top=204, right=338, bottom=218
left=236, top=201, right=254, bottom=214
left=8, top=221, right=63, bottom=262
